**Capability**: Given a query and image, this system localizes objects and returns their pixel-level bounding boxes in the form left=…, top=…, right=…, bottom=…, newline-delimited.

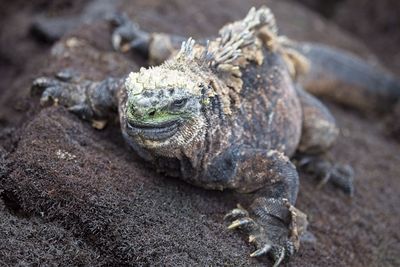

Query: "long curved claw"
left=227, top=217, right=255, bottom=230
left=112, top=26, right=149, bottom=53
left=110, top=13, right=130, bottom=50
left=110, top=13, right=150, bottom=54
left=68, top=104, right=96, bottom=121
left=316, top=171, right=332, bottom=189
left=55, top=69, right=75, bottom=82
left=250, top=244, right=272, bottom=257
left=248, top=235, right=256, bottom=243
left=223, top=207, right=248, bottom=221
left=111, top=20, right=140, bottom=51
left=32, top=77, right=53, bottom=88
left=32, top=77, right=59, bottom=95
left=272, top=249, right=285, bottom=267
left=40, top=86, right=63, bottom=106
left=296, top=155, right=355, bottom=195
left=331, top=164, right=354, bottom=196
left=111, top=31, right=123, bottom=51
left=315, top=163, right=354, bottom=195
left=225, top=201, right=306, bottom=266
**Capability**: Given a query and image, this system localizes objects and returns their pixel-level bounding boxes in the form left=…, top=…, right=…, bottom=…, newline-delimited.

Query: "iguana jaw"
left=123, top=86, right=207, bottom=150
left=126, top=117, right=182, bottom=141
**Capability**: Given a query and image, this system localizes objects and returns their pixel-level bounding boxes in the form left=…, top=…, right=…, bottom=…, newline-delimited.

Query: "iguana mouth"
left=126, top=119, right=181, bottom=141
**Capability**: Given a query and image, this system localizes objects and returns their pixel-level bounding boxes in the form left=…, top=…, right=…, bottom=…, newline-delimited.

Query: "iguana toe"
left=225, top=200, right=307, bottom=266
left=298, top=155, right=354, bottom=195
left=223, top=205, right=249, bottom=221
left=110, top=13, right=150, bottom=53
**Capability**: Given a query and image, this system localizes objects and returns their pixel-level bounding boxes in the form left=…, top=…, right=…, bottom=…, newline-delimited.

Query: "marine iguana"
left=31, top=6, right=400, bottom=266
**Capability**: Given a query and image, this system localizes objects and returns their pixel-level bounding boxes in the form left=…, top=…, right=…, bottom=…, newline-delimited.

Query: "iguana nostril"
left=142, top=90, right=154, bottom=97
left=148, top=110, right=156, bottom=116
left=129, top=106, right=138, bottom=116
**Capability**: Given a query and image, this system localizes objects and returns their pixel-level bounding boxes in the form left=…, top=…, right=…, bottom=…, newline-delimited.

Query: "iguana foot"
left=31, top=70, right=122, bottom=128
left=31, top=72, right=90, bottom=115
left=110, top=13, right=150, bottom=54
left=225, top=198, right=307, bottom=266
left=297, top=156, right=354, bottom=196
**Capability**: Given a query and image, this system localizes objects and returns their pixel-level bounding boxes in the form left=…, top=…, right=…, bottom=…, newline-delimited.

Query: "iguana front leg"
left=31, top=71, right=125, bottom=128
left=205, top=146, right=307, bottom=266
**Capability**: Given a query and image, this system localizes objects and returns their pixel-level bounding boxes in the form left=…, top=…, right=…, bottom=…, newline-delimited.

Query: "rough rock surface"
left=0, top=0, right=399, bottom=266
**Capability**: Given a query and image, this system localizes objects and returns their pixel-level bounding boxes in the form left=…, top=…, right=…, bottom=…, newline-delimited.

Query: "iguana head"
left=123, top=65, right=209, bottom=152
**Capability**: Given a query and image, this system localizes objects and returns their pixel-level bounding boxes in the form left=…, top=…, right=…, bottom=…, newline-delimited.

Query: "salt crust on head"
left=125, top=66, right=200, bottom=96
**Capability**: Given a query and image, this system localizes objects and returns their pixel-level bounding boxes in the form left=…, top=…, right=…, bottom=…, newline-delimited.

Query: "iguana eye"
left=171, top=98, right=188, bottom=110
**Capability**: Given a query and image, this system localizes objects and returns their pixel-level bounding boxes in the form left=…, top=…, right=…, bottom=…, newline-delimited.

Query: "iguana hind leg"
left=296, top=86, right=354, bottom=195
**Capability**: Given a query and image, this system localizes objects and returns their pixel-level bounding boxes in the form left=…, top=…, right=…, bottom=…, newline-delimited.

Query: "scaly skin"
left=31, top=6, right=400, bottom=266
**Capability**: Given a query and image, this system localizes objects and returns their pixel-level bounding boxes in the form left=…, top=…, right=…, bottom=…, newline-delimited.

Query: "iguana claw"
left=225, top=199, right=308, bottom=266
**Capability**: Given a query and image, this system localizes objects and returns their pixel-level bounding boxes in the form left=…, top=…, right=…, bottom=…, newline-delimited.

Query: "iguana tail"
left=288, top=41, right=400, bottom=113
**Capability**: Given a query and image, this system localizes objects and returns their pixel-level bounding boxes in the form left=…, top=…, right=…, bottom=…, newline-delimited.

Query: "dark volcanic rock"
left=2, top=107, right=255, bottom=266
